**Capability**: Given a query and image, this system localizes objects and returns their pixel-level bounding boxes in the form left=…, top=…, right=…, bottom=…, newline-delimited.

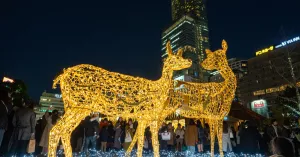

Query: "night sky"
left=1, top=0, right=300, bottom=100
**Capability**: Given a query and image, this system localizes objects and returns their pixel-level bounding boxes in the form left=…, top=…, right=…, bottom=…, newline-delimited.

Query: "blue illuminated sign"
left=275, top=36, right=300, bottom=48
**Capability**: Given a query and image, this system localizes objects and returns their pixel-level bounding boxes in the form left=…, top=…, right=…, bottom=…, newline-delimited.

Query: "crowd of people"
left=1, top=89, right=300, bottom=157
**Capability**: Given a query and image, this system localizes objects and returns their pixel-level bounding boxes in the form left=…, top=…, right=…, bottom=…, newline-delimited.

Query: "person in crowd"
left=9, top=100, right=36, bottom=157
left=258, top=126, right=269, bottom=155
left=222, top=121, right=232, bottom=153
left=144, top=126, right=152, bottom=152
left=281, top=119, right=299, bottom=156
left=114, top=117, right=124, bottom=150
left=128, top=119, right=135, bottom=134
left=100, top=125, right=109, bottom=152
left=268, top=119, right=281, bottom=140
left=123, top=122, right=135, bottom=151
left=185, top=119, right=198, bottom=153
left=107, top=121, right=115, bottom=151
left=270, top=137, right=295, bottom=157
left=99, top=118, right=108, bottom=132
left=0, top=90, right=13, bottom=149
left=236, top=125, right=241, bottom=152
left=203, top=123, right=210, bottom=151
left=175, top=123, right=184, bottom=151
left=196, top=120, right=204, bottom=153
left=281, top=119, right=291, bottom=139
left=166, top=123, right=174, bottom=151
left=83, top=113, right=100, bottom=154
left=159, top=122, right=168, bottom=151
left=39, top=109, right=59, bottom=154
left=230, top=126, right=237, bottom=151
left=239, top=121, right=260, bottom=154
left=74, top=121, right=85, bottom=152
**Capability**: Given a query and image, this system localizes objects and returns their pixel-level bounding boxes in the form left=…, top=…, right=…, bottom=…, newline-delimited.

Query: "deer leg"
left=48, top=109, right=77, bottom=157
left=209, top=121, right=216, bottom=157
left=150, top=121, right=160, bottom=157
left=125, top=128, right=139, bottom=156
left=61, top=108, right=90, bottom=157
left=216, top=119, right=224, bottom=157
left=136, top=121, right=147, bottom=157
left=48, top=123, right=60, bottom=157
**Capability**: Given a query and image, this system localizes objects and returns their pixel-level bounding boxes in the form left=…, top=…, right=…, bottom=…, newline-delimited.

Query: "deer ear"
left=177, top=48, right=183, bottom=57
left=205, top=49, right=212, bottom=55
left=166, top=41, right=173, bottom=56
left=222, top=40, right=228, bottom=52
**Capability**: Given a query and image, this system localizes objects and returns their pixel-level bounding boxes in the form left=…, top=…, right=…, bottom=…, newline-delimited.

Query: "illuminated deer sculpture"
left=177, top=40, right=237, bottom=157
left=49, top=41, right=192, bottom=157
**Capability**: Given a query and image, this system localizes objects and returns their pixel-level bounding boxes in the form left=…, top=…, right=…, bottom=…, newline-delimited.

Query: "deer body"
left=48, top=42, right=192, bottom=157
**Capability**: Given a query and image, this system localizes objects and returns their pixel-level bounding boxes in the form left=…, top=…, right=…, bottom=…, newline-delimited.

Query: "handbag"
left=27, top=139, right=35, bottom=153
left=125, top=131, right=132, bottom=142
left=161, top=132, right=171, bottom=141
left=230, top=132, right=234, bottom=138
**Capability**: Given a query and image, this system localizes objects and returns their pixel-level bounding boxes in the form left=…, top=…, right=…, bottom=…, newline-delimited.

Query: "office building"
left=239, top=36, right=300, bottom=114
left=35, top=91, right=64, bottom=119
left=209, top=58, right=248, bottom=102
left=161, top=0, right=210, bottom=81
left=161, top=16, right=200, bottom=79
left=209, top=58, right=248, bottom=82
left=171, top=0, right=208, bottom=22
left=171, top=0, right=209, bottom=62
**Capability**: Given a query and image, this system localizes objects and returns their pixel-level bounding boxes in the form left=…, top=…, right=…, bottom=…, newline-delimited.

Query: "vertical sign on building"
left=251, top=99, right=269, bottom=118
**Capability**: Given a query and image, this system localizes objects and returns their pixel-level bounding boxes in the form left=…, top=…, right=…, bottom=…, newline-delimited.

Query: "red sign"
left=254, top=101, right=265, bottom=108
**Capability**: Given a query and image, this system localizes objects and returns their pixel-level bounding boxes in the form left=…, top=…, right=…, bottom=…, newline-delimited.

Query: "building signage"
left=256, top=46, right=274, bottom=56
left=275, top=36, right=300, bottom=48
left=251, top=99, right=269, bottom=118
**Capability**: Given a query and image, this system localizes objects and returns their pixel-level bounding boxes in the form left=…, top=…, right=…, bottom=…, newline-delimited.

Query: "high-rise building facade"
left=171, top=0, right=209, bottom=62
left=161, top=0, right=210, bottom=81
left=161, top=16, right=200, bottom=79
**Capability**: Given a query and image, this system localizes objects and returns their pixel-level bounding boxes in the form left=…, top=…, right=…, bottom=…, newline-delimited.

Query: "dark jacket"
left=240, top=126, right=260, bottom=153
left=83, top=117, right=100, bottom=137
left=100, top=126, right=109, bottom=142
left=107, top=125, right=115, bottom=143
left=12, top=107, right=36, bottom=140
left=281, top=126, right=291, bottom=139
left=0, top=100, right=12, bottom=130
left=267, top=125, right=281, bottom=140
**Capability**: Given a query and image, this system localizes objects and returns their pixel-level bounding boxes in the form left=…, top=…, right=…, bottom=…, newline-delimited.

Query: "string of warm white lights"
left=175, top=40, right=237, bottom=157
left=48, top=40, right=236, bottom=157
left=49, top=41, right=192, bottom=157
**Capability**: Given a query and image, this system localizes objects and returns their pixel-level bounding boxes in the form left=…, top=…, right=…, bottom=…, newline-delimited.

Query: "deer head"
left=201, top=40, right=228, bottom=71
left=164, top=41, right=192, bottom=71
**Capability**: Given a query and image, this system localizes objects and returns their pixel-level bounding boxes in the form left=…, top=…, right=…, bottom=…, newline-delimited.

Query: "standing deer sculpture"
left=49, top=41, right=192, bottom=157
left=176, top=40, right=237, bottom=157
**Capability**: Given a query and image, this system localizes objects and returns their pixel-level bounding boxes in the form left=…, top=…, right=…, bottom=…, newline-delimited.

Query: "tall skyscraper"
left=171, top=0, right=209, bottom=62
left=171, top=0, right=208, bottom=22
left=161, top=0, right=210, bottom=81
left=161, top=16, right=200, bottom=79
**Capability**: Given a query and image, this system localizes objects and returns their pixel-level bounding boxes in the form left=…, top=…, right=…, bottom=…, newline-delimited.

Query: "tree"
left=269, top=34, right=300, bottom=116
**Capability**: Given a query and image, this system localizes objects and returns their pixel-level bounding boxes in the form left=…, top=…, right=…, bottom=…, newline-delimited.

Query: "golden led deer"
left=177, top=40, right=237, bottom=157
left=49, top=41, right=192, bottom=157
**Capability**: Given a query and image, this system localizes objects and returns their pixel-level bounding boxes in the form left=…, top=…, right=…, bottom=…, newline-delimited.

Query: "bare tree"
left=269, top=34, right=300, bottom=114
